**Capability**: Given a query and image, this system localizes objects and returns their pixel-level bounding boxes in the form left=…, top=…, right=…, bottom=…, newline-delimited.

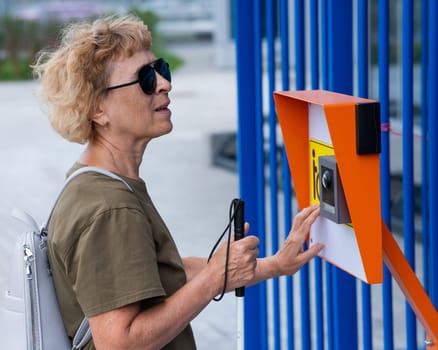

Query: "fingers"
left=293, top=204, right=320, bottom=229
left=271, top=204, right=324, bottom=276
left=300, top=242, right=324, bottom=262
left=284, top=241, right=324, bottom=276
left=213, top=235, right=259, bottom=265
left=236, top=235, right=259, bottom=257
left=292, top=205, right=324, bottom=263
left=224, top=235, right=259, bottom=289
left=207, top=235, right=259, bottom=295
left=287, top=205, right=320, bottom=246
left=244, top=222, right=250, bottom=235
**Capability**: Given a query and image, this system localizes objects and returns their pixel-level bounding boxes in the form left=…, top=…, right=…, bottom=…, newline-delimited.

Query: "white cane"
left=236, top=296, right=244, bottom=350
left=233, top=199, right=245, bottom=350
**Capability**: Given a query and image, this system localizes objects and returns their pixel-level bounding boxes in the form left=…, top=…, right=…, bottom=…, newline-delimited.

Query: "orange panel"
left=274, top=93, right=310, bottom=209
left=275, top=89, right=372, bottom=106
left=324, top=104, right=382, bottom=283
left=382, top=223, right=438, bottom=341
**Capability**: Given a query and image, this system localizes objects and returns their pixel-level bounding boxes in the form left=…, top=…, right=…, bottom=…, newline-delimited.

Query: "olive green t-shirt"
left=47, top=164, right=196, bottom=349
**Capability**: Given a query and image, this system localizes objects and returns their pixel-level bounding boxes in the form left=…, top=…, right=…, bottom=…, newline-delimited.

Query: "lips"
left=155, top=101, right=170, bottom=112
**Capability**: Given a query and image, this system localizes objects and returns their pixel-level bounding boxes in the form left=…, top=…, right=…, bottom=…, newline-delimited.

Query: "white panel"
left=308, top=103, right=367, bottom=282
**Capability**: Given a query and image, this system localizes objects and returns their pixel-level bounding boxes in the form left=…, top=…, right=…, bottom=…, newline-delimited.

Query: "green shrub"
left=0, top=58, right=33, bottom=80
left=0, top=8, right=183, bottom=81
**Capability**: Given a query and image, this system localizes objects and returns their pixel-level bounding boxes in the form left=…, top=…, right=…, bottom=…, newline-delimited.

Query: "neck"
left=78, top=137, right=146, bottom=180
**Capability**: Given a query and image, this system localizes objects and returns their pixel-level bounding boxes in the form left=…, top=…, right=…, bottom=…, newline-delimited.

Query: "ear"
left=89, top=101, right=109, bottom=127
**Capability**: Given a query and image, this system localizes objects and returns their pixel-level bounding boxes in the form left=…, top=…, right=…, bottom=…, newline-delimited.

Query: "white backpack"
left=1, top=166, right=133, bottom=349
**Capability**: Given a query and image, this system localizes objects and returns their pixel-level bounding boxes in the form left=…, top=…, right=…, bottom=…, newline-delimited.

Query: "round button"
left=322, top=170, right=332, bottom=190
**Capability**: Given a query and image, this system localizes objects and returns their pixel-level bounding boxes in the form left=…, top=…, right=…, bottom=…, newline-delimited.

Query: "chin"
left=164, top=122, right=173, bottom=134
left=156, top=123, right=173, bottom=138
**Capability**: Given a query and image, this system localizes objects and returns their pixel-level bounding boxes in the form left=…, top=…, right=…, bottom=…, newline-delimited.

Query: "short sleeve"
left=64, top=207, right=166, bottom=317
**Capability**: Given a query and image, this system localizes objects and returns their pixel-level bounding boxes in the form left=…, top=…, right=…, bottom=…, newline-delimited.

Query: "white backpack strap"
left=71, top=317, right=92, bottom=350
left=63, top=166, right=134, bottom=193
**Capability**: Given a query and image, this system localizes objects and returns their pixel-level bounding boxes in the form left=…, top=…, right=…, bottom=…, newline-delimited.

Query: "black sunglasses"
left=106, top=58, right=171, bottom=95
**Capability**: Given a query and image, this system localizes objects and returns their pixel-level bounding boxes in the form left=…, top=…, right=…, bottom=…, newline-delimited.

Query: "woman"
left=33, top=14, right=323, bottom=350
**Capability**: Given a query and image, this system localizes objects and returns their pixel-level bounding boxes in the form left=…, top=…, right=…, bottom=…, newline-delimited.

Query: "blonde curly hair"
left=33, top=14, right=152, bottom=144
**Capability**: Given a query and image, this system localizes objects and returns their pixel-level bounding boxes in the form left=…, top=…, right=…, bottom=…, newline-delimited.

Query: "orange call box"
left=274, top=90, right=383, bottom=284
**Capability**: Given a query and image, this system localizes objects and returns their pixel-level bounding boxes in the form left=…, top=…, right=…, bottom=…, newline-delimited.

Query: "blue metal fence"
left=234, top=0, right=438, bottom=349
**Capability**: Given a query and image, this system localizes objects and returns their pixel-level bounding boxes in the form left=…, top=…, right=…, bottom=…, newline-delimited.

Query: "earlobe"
left=90, top=103, right=109, bottom=127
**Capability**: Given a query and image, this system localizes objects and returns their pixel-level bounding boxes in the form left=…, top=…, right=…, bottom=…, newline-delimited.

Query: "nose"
left=155, top=71, right=172, bottom=93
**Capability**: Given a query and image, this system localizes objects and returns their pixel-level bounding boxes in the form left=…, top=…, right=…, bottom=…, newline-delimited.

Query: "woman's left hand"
left=272, top=204, right=324, bottom=276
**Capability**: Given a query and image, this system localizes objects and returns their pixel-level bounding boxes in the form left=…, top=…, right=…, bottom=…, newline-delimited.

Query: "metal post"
left=325, top=1, right=358, bottom=349
left=401, top=0, right=417, bottom=348
left=279, top=0, right=295, bottom=347
left=428, top=0, right=438, bottom=311
left=265, top=1, right=281, bottom=349
left=309, top=1, right=324, bottom=349
left=378, top=0, right=395, bottom=349
left=357, top=1, right=373, bottom=349
left=234, top=1, right=268, bottom=349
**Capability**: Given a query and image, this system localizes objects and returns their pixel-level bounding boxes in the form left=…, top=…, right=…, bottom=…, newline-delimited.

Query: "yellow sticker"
left=309, top=138, right=334, bottom=205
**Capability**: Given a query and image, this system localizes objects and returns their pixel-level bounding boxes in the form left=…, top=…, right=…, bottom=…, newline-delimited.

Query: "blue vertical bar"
left=420, top=1, right=430, bottom=345
left=428, top=0, right=438, bottom=309
left=234, top=1, right=267, bottom=349
left=420, top=0, right=429, bottom=297
left=314, top=260, right=324, bottom=349
left=321, top=0, right=329, bottom=91
left=294, top=1, right=311, bottom=349
left=401, top=1, right=417, bottom=348
left=310, top=0, right=319, bottom=89
left=266, top=0, right=280, bottom=349
left=254, top=0, right=269, bottom=348
left=326, top=1, right=358, bottom=350
left=295, top=0, right=305, bottom=90
left=280, top=0, right=290, bottom=91
left=320, top=2, right=334, bottom=349
left=253, top=1, right=266, bottom=254
left=357, top=1, right=373, bottom=350
left=326, top=0, right=353, bottom=93
left=357, top=7, right=368, bottom=133
left=282, top=151, right=295, bottom=350
left=254, top=0, right=269, bottom=347
left=310, top=1, right=324, bottom=350
left=326, top=266, right=334, bottom=350
left=279, top=0, right=295, bottom=348
left=378, top=0, right=394, bottom=349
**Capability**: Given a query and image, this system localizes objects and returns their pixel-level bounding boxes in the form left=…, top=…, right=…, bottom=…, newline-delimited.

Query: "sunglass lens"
left=155, top=58, right=171, bottom=82
left=138, top=65, right=156, bottom=95
left=138, top=59, right=171, bottom=95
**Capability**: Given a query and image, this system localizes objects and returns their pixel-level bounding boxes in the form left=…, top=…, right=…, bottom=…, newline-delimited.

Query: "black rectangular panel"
left=356, top=102, right=381, bottom=155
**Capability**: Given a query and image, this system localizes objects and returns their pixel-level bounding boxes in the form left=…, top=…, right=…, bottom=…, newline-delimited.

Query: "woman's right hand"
left=207, top=234, right=259, bottom=295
